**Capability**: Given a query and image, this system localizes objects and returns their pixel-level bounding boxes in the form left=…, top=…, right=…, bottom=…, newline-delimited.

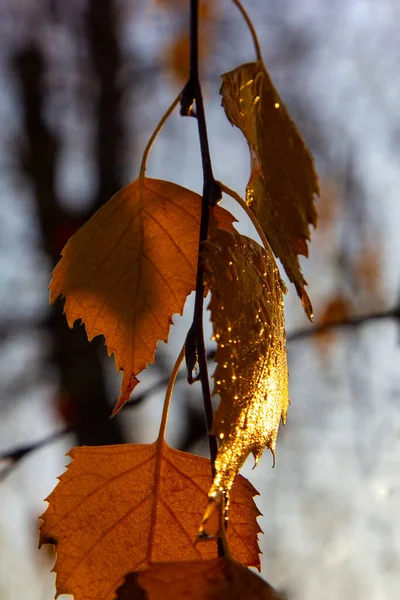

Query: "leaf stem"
left=157, top=344, right=185, bottom=441
left=231, top=0, right=262, bottom=62
left=218, top=181, right=275, bottom=257
left=139, top=92, right=181, bottom=181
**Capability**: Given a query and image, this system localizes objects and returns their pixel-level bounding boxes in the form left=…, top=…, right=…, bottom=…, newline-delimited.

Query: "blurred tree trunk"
left=87, top=0, right=122, bottom=207
left=13, top=0, right=125, bottom=446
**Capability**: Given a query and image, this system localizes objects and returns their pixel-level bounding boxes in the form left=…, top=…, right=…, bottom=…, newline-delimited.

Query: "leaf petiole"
left=231, top=0, right=263, bottom=62
left=157, top=344, right=185, bottom=441
left=218, top=181, right=276, bottom=259
left=139, top=92, right=181, bottom=182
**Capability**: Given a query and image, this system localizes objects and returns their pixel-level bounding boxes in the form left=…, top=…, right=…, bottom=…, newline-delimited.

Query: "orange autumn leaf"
left=117, top=558, right=283, bottom=600
left=40, top=441, right=261, bottom=600
left=220, top=61, right=319, bottom=319
left=50, top=178, right=234, bottom=414
left=201, top=230, right=289, bottom=517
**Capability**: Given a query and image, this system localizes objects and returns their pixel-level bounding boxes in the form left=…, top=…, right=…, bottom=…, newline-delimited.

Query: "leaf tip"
left=301, top=288, right=314, bottom=322
left=111, top=371, right=140, bottom=416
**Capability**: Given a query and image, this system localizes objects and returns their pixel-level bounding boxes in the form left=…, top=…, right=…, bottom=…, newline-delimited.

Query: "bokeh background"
left=0, top=1, right=399, bottom=599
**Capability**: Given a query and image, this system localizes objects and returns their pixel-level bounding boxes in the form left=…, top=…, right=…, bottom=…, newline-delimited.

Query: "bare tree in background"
left=12, top=0, right=126, bottom=446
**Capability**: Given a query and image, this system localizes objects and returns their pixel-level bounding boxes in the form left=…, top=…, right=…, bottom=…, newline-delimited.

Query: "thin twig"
left=181, top=0, right=225, bottom=557
left=180, top=0, right=220, bottom=467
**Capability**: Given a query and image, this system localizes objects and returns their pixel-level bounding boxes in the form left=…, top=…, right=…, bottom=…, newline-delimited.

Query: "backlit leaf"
left=220, top=61, right=318, bottom=319
left=40, top=440, right=261, bottom=600
left=202, top=230, right=289, bottom=506
left=50, top=178, right=234, bottom=414
left=117, top=558, right=284, bottom=600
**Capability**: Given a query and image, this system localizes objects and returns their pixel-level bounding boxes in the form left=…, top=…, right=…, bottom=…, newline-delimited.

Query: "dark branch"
left=181, top=0, right=225, bottom=557
left=181, top=0, right=220, bottom=468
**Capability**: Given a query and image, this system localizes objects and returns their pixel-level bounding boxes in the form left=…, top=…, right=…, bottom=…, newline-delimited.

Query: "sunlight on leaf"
left=50, top=178, right=234, bottom=414
left=202, top=230, right=289, bottom=508
left=220, top=61, right=318, bottom=319
left=40, top=441, right=261, bottom=600
left=117, top=558, right=284, bottom=600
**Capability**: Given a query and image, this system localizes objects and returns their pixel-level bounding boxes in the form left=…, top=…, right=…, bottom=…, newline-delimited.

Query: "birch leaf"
left=39, top=441, right=261, bottom=600
left=220, top=61, right=318, bottom=319
left=202, top=230, right=289, bottom=505
left=50, top=178, right=234, bottom=414
left=117, top=558, right=284, bottom=600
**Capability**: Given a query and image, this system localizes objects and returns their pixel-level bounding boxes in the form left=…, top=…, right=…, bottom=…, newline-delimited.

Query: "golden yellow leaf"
left=220, top=61, right=319, bottom=319
left=202, top=230, right=289, bottom=506
left=40, top=441, right=261, bottom=600
left=50, top=178, right=234, bottom=414
left=116, top=558, right=283, bottom=600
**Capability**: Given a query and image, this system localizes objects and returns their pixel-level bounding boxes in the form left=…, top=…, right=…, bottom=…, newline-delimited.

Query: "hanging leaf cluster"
left=40, top=1, right=318, bottom=598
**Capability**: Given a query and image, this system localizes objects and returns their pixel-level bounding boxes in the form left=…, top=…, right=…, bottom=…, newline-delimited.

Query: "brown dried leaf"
left=117, top=558, right=284, bottom=600
left=202, top=230, right=289, bottom=505
left=220, top=61, right=319, bottom=319
left=40, top=441, right=261, bottom=600
left=50, top=178, right=234, bottom=414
